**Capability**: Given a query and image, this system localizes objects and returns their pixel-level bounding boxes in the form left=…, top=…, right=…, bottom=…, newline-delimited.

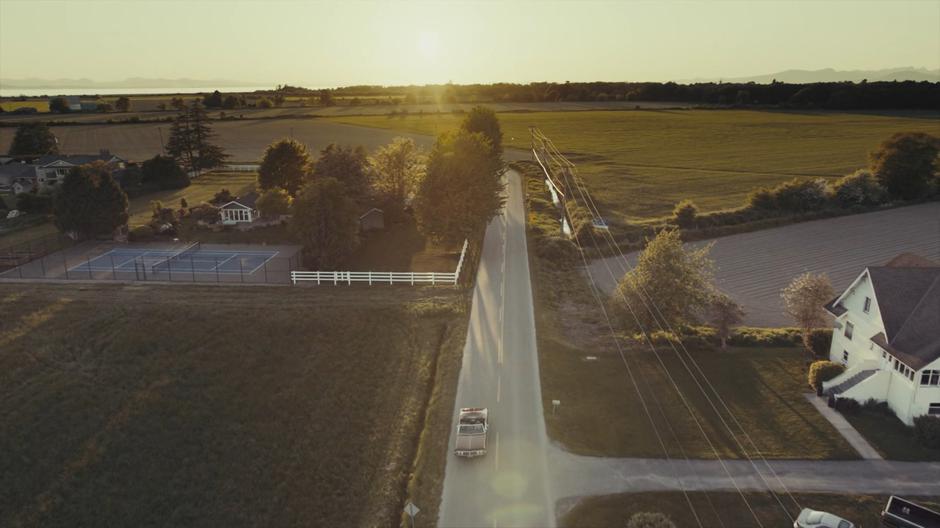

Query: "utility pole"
left=158, top=127, right=165, bottom=153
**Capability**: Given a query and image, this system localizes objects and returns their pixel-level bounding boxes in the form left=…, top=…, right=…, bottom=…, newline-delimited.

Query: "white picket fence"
left=291, top=239, right=469, bottom=286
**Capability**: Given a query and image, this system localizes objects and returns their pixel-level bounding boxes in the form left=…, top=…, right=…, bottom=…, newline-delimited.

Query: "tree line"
left=314, top=80, right=940, bottom=110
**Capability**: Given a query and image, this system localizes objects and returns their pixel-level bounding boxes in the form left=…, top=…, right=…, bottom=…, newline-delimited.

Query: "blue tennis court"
left=68, top=245, right=280, bottom=275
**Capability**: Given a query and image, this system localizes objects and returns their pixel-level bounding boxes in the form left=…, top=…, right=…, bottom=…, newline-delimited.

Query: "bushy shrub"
left=808, top=328, right=833, bottom=357
left=808, top=360, right=845, bottom=393
left=189, top=203, right=220, bottom=224
left=830, top=169, right=886, bottom=208
left=15, top=192, right=53, bottom=214
left=535, top=236, right=579, bottom=266
left=727, top=327, right=802, bottom=347
left=212, top=189, right=234, bottom=205
left=746, top=187, right=776, bottom=210
left=127, top=225, right=155, bottom=242
left=914, top=415, right=940, bottom=449
left=256, top=187, right=292, bottom=218
left=627, top=512, right=676, bottom=528
left=834, top=397, right=860, bottom=414
left=672, top=199, right=698, bottom=228
left=772, top=178, right=829, bottom=211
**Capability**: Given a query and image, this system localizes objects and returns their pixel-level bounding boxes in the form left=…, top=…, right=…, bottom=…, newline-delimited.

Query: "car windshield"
left=458, top=424, right=484, bottom=435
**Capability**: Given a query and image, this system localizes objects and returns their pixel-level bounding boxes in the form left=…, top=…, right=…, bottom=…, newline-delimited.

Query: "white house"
left=218, top=192, right=259, bottom=224
left=32, top=151, right=125, bottom=191
left=822, top=253, right=940, bottom=425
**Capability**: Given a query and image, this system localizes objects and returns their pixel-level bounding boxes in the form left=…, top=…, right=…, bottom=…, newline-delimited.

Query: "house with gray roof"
left=33, top=150, right=125, bottom=191
left=823, top=253, right=940, bottom=425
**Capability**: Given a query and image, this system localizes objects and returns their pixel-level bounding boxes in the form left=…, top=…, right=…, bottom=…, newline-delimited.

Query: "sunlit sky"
left=1, top=0, right=938, bottom=86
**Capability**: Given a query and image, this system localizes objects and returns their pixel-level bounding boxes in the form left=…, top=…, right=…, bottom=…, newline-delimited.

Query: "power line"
left=533, top=128, right=801, bottom=523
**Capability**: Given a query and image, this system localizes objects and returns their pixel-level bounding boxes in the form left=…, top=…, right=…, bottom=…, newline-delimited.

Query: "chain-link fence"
left=1, top=236, right=302, bottom=285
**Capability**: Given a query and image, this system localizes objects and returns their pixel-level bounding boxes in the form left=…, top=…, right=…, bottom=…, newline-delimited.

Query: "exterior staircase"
left=825, top=369, right=878, bottom=396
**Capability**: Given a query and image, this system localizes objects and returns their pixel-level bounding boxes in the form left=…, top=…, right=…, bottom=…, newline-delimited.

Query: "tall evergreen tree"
left=8, top=123, right=59, bottom=156
left=166, top=102, right=227, bottom=175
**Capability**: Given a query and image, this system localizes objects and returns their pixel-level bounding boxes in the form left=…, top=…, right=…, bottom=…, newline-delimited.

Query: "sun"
left=417, top=30, right=440, bottom=60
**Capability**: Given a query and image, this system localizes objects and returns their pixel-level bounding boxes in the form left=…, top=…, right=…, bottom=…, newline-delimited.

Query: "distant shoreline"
left=0, top=86, right=275, bottom=98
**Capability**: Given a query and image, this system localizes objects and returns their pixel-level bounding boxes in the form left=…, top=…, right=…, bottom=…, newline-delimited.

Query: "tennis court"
left=2, top=240, right=302, bottom=284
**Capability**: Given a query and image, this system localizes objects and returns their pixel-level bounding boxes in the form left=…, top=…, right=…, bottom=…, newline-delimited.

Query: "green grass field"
left=0, top=100, right=49, bottom=112
left=330, top=109, right=940, bottom=220
left=845, top=408, right=940, bottom=461
left=0, top=282, right=466, bottom=527
left=561, top=491, right=940, bottom=527
left=525, top=167, right=856, bottom=459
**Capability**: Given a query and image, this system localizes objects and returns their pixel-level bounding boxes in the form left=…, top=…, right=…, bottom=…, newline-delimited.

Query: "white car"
left=794, top=508, right=855, bottom=528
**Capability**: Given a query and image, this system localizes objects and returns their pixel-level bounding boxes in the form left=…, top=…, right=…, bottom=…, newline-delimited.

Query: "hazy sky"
left=1, top=0, right=938, bottom=86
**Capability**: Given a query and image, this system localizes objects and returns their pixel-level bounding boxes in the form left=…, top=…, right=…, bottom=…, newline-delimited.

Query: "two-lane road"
left=437, top=170, right=555, bottom=528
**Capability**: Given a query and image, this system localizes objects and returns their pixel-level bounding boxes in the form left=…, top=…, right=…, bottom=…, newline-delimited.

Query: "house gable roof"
left=859, top=256, right=940, bottom=370
left=34, top=154, right=124, bottom=168
left=359, top=207, right=383, bottom=220
left=218, top=192, right=259, bottom=210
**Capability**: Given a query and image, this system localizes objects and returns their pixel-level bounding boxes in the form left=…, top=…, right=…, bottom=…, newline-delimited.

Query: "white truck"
left=454, top=407, right=488, bottom=457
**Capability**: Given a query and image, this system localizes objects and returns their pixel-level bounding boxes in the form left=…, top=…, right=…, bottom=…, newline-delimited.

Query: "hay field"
left=329, top=109, right=940, bottom=220
left=0, top=283, right=465, bottom=527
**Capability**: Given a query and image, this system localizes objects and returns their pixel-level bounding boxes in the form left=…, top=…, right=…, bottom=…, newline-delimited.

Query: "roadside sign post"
left=404, top=501, right=420, bottom=528
left=552, top=399, right=561, bottom=416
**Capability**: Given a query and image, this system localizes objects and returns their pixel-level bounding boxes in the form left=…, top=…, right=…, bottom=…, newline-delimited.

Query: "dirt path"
left=588, top=202, right=940, bottom=326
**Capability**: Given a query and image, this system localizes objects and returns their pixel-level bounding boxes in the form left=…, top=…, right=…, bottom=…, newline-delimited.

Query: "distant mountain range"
left=0, top=77, right=264, bottom=90
left=683, top=67, right=940, bottom=84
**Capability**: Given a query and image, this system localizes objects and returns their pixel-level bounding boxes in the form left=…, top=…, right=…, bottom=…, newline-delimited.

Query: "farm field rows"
left=0, top=118, right=442, bottom=164
left=0, top=283, right=465, bottom=527
left=328, top=109, right=940, bottom=219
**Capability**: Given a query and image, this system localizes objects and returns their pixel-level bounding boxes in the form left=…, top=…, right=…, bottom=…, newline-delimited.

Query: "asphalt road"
left=588, top=202, right=940, bottom=326
left=437, top=170, right=555, bottom=528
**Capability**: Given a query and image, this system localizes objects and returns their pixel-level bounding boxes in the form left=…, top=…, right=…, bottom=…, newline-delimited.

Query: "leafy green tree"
left=460, top=105, right=503, bottom=158
left=319, top=89, right=334, bottom=106
left=831, top=169, right=886, bottom=207
left=258, top=139, right=311, bottom=195
left=170, top=97, right=186, bottom=110
left=782, top=272, right=835, bottom=356
left=165, top=102, right=228, bottom=175
left=627, top=512, right=676, bottom=528
left=290, top=177, right=359, bottom=268
left=256, top=187, right=292, bottom=218
left=273, top=93, right=285, bottom=107
left=7, top=123, right=59, bottom=155
left=369, top=137, right=425, bottom=210
left=222, top=94, right=241, bottom=109
left=115, top=96, right=131, bottom=112
left=53, top=161, right=129, bottom=239
left=257, top=97, right=273, bottom=108
left=706, top=292, right=745, bottom=350
left=203, top=90, right=223, bottom=108
left=614, top=229, right=716, bottom=332
left=869, top=132, right=940, bottom=200
left=49, top=97, right=70, bottom=113
left=413, top=130, right=503, bottom=244
left=142, top=155, right=190, bottom=190
left=311, top=143, right=370, bottom=199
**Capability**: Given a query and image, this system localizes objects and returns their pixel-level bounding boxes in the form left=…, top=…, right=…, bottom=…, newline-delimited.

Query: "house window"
left=844, top=322, right=854, bottom=340
left=863, top=297, right=871, bottom=313
left=930, top=403, right=940, bottom=416
left=842, top=350, right=849, bottom=364
left=922, top=370, right=940, bottom=387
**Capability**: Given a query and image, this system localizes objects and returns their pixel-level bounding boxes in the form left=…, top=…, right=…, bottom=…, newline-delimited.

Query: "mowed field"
left=560, top=491, right=940, bottom=528
left=0, top=283, right=465, bottom=527
left=0, top=119, right=441, bottom=163
left=328, top=109, right=940, bottom=219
